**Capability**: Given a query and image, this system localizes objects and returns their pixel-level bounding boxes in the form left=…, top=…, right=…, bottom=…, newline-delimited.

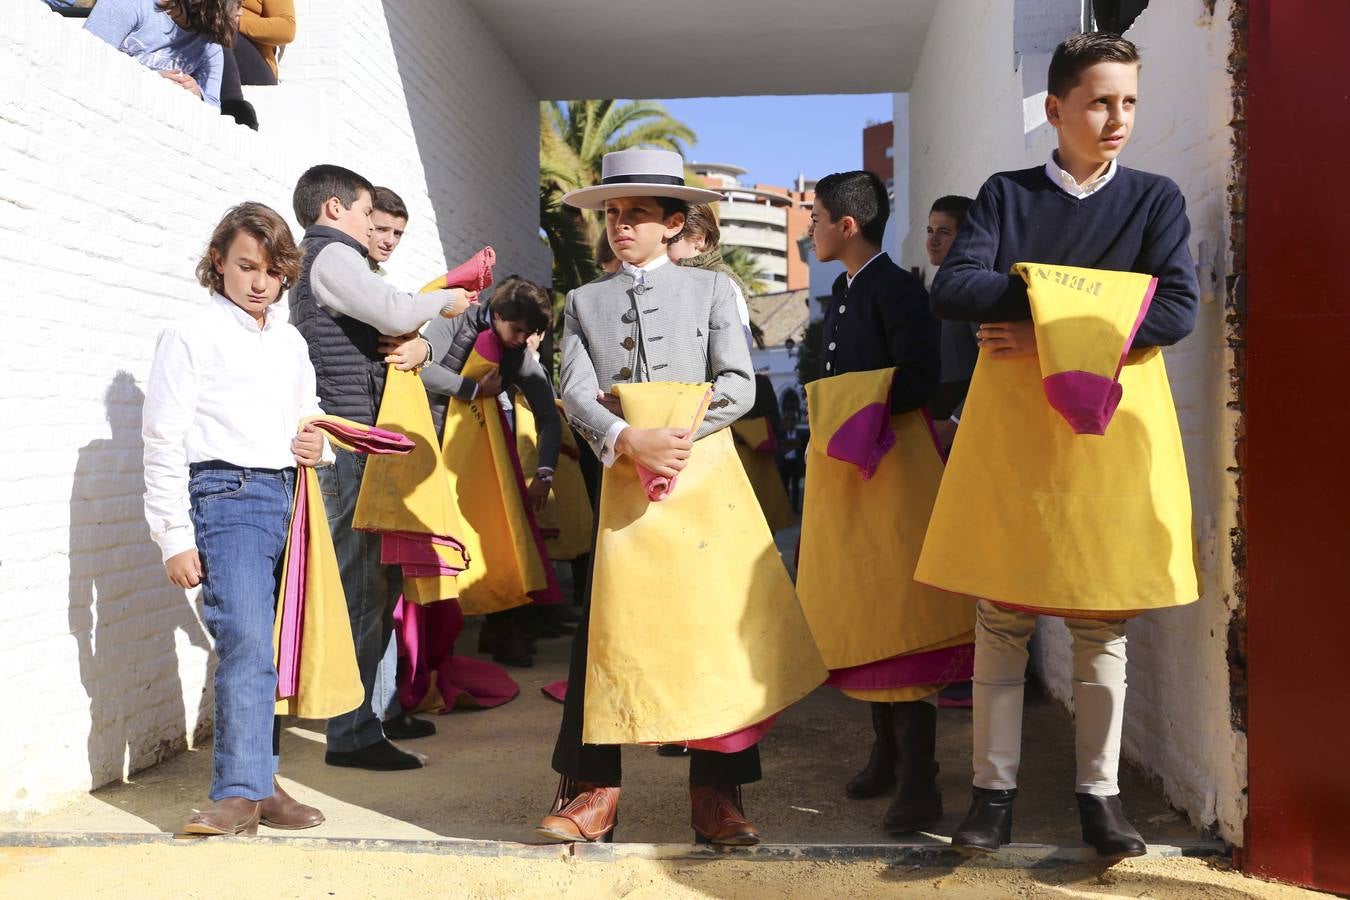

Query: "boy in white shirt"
left=142, top=202, right=325, bottom=836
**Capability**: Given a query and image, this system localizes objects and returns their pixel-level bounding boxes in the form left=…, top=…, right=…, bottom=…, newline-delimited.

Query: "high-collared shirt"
left=845, top=250, right=886, bottom=288
left=1045, top=151, right=1118, bottom=199
left=142, top=293, right=323, bottom=562
left=603, top=255, right=674, bottom=465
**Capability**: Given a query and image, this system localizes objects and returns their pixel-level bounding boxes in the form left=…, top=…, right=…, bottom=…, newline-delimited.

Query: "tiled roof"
left=748, top=289, right=810, bottom=348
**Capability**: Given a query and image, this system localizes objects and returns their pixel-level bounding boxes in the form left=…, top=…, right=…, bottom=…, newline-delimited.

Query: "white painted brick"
left=900, top=0, right=1244, bottom=843
left=1, top=0, right=544, bottom=815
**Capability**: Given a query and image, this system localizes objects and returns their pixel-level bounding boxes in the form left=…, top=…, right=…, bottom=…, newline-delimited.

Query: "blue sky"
left=652, top=94, right=894, bottom=188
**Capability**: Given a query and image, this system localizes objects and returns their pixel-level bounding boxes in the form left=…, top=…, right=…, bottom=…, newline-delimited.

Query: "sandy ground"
left=4, top=528, right=1203, bottom=849
left=3, top=618, right=1200, bottom=849
left=0, top=842, right=1326, bottom=899
left=8, top=526, right=1317, bottom=897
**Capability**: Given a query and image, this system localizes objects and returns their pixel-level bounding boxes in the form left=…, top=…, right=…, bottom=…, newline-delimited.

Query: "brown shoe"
left=182, top=797, right=261, bottom=836
left=260, top=778, right=325, bottom=830
left=535, top=777, right=620, bottom=843
left=690, top=785, right=760, bottom=846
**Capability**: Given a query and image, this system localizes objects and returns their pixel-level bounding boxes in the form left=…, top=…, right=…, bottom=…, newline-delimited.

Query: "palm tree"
left=720, top=245, right=770, bottom=296
left=540, top=99, right=697, bottom=298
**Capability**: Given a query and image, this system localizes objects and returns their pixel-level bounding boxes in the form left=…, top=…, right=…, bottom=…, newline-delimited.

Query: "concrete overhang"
left=463, top=0, right=940, bottom=99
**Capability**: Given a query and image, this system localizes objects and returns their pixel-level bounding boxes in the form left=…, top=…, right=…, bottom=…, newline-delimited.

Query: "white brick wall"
left=899, top=0, right=1244, bottom=842
left=0, top=0, right=544, bottom=815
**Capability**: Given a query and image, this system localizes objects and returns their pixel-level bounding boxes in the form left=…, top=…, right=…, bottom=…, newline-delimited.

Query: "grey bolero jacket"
left=559, top=263, right=755, bottom=458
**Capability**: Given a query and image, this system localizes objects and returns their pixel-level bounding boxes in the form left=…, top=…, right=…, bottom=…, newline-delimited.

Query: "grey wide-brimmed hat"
left=562, top=148, right=724, bottom=210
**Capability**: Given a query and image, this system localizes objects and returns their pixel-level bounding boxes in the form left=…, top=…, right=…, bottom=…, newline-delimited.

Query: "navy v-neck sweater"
left=930, top=165, right=1199, bottom=348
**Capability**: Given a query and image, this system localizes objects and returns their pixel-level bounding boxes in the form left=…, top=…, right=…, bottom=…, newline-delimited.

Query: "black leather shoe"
left=325, top=739, right=423, bottom=771
left=952, top=786, right=1016, bottom=853
left=383, top=713, right=436, bottom=740
left=1077, top=792, right=1147, bottom=859
left=846, top=702, right=897, bottom=799
left=883, top=702, right=942, bottom=833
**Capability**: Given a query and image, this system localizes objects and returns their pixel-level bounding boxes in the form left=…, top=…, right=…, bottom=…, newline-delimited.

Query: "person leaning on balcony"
left=237, top=0, right=295, bottom=84
left=84, top=0, right=236, bottom=108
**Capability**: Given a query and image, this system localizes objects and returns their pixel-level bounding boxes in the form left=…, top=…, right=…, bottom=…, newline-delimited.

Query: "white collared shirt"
left=142, top=293, right=323, bottom=562
left=846, top=251, right=886, bottom=288
left=1046, top=151, right=1118, bottom=199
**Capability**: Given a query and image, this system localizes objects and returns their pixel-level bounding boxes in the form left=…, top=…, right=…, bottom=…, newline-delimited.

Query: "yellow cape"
left=915, top=264, right=1198, bottom=615
left=273, top=416, right=389, bottom=718
left=582, top=382, right=827, bottom=744
left=515, top=395, right=594, bottom=561
left=431, top=335, right=551, bottom=614
left=796, top=368, right=974, bottom=682
left=352, top=366, right=468, bottom=604
left=730, top=418, right=796, bottom=534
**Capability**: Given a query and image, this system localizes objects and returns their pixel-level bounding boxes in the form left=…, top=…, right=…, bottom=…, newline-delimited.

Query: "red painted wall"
left=863, top=121, right=893, bottom=184
left=1245, top=1, right=1350, bottom=893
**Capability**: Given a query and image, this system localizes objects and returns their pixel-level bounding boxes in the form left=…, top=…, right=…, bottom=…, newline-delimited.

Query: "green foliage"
left=719, top=244, right=769, bottom=296
left=539, top=99, right=697, bottom=299
left=796, top=319, right=822, bottom=387
left=540, top=99, right=699, bottom=372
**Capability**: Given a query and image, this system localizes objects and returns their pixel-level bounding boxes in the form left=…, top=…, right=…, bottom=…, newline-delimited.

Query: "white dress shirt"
left=142, top=293, right=323, bottom=562
left=1046, top=151, right=1118, bottom=199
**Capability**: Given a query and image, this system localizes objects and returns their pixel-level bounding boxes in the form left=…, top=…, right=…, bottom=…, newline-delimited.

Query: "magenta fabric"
left=394, top=597, right=519, bottom=712
left=277, top=418, right=415, bottom=701
left=1038, top=276, right=1157, bottom=435
left=826, top=402, right=896, bottom=479
left=824, top=643, right=975, bottom=691
left=444, top=246, right=497, bottom=293
left=312, top=419, right=415, bottom=455
left=541, top=680, right=567, bottom=703
left=379, top=532, right=468, bottom=576
left=680, top=715, right=777, bottom=754
left=634, top=463, right=676, bottom=501
left=1041, top=371, right=1124, bottom=435
left=275, top=472, right=309, bottom=699
left=472, top=327, right=503, bottom=365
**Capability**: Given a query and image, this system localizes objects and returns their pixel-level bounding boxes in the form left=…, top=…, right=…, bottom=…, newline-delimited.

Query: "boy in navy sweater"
left=930, top=33, right=1199, bottom=857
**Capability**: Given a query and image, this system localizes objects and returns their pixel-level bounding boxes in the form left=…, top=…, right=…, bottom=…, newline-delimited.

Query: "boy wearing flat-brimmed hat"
left=535, top=149, right=826, bottom=846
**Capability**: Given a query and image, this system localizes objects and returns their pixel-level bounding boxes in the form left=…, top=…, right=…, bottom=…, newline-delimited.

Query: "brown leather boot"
left=690, top=785, right=760, bottom=846
left=535, top=777, right=620, bottom=843
left=182, top=797, right=261, bottom=836
left=260, top=778, right=325, bottom=830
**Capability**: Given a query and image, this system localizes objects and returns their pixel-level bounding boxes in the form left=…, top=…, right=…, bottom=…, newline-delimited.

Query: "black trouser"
left=549, top=437, right=762, bottom=787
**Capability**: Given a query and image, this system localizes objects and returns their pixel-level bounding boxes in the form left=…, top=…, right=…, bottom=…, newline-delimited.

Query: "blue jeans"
left=190, top=463, right=295, bottom=801
left=317, top=449, right=403, bottom=751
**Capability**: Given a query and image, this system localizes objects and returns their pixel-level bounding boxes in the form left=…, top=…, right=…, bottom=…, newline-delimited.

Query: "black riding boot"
left=882, top=701, right=943, bottom=833
left=952, top=786, right=1016, bottom=852
left=845, top=702, right=897, bottom=799
left=1077, top=793, right=1146, bottom=859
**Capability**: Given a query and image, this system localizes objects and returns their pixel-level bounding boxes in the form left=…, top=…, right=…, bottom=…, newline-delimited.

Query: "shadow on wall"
left=68, top=371, right=213, bottom=790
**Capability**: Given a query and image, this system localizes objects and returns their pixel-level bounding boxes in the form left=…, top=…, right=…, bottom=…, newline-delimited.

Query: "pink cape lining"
left=444, top=246, right=497, bottom=293
left=1039, top=277, right=1157, bottom=435
left=379, top=532, right=468, bottom=577
left=824, top=642, right=974, bottom=691
left=535, top=680, right=774, bottom=752
left=277, top=419, right=415, bottom=700
left=394, top=597, right=519, bottom=711
left=825, top=400, right=895, bottom=479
